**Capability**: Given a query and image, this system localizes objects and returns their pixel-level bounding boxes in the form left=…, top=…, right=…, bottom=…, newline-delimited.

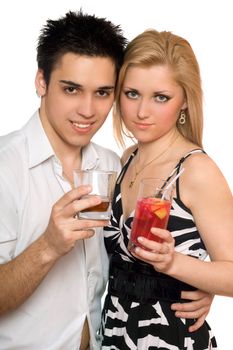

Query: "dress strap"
left=167, top=148, right=206, bottom=201
left=116, top=148, right=138, bottom=185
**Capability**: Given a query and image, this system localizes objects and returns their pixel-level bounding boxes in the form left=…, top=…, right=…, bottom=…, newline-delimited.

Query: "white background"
left=0, top=0, right=232, bottom=348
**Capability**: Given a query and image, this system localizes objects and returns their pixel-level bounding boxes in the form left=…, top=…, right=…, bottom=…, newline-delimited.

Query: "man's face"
left=36, top=53, right=116, bottom=151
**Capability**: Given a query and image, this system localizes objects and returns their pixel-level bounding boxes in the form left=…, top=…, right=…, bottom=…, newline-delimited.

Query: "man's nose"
left=76, top=94, right=95, bottom=119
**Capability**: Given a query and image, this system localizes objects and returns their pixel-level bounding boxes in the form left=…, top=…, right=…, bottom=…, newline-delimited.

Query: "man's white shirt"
left=0, top=111, right=121, bottom=349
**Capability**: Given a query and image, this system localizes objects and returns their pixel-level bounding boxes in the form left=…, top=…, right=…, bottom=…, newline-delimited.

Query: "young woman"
left=101, top=29, right=233, bottom=349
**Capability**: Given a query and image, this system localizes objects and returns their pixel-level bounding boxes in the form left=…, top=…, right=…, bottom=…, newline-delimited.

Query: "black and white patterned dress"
left=101, top=149, right=217, bottom=350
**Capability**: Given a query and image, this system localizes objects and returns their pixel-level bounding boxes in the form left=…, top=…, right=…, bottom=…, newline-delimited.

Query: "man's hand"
left=44, top=185, right=108, bottom=259
left=171, top=290, right=214, bottom=332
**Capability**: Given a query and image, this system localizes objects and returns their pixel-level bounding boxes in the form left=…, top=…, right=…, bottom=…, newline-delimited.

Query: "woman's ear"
left=181, top=100, right=188, bottom=110
left=35, top=69, right=47, bottom=97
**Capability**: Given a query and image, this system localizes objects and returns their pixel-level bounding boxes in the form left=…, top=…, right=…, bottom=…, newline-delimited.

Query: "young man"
left=0, top=11, right=126, bottom=349
left=0, top=10, right=213, bottom=350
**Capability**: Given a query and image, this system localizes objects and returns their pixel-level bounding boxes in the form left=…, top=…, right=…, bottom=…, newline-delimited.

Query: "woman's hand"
left=131, top=227, right=175, bottom=273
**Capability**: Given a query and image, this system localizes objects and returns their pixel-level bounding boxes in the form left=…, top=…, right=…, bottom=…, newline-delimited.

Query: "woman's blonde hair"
left=113, top=29, right=203, bottom=148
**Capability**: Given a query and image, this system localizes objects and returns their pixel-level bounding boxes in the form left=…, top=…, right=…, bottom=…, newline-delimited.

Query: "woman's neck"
left=136, top=129, right=180, bottom=166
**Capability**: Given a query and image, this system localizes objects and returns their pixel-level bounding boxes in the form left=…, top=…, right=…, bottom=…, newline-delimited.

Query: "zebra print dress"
left=101, top=149, right=217, bottom=350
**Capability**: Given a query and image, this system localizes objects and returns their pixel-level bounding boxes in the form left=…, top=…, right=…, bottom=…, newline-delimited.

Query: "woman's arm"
left=133, top=154, right=233, bottom=296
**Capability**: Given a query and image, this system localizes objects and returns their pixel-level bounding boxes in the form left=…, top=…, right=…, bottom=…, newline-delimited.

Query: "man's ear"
left=35, top=69, right=47, bottom=97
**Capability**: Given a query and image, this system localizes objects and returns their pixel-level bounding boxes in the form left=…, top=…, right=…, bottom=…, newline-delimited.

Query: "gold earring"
left=179, top=110, right=186, bottom=125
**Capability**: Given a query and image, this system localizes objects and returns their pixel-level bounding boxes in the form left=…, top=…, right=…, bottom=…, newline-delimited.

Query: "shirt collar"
left=22, top=110, right=100, bottom=170
left=21, top=110, right=54, bottom=168
left=81, top=142, right=100, bottom=170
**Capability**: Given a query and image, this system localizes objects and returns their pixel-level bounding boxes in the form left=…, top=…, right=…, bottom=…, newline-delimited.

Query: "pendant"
left=129, top=176, right=137, bottom=188
left=129, top=172, right=138, bottom=188
left=129, top=180, right=134, bottom=188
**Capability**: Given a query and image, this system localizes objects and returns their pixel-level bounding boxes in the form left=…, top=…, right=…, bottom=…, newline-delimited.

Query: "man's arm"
left=0, top=235, right=58, bottom=314
left=0, top=186, right=106, bottom=315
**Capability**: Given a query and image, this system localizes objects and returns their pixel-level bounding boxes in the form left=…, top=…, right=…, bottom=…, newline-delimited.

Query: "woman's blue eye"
left=155, top=95, right=170, bottom=102
left=125, top=90, right=138, bottom=99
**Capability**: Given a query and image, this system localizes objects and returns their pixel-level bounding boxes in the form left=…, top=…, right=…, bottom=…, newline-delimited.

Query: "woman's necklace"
left=129, top=133, right=179, bottom=188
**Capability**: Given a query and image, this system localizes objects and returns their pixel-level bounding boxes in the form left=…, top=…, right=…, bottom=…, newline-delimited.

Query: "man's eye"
left=97, top=90, right=109, bottom=97
left=125, top=90, right=138, bottom=99
left=65, top=87, right=77, bottom=94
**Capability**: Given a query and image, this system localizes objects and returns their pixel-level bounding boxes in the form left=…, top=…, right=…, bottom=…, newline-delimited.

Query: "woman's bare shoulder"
left=181, top=150, right=232, bottom=204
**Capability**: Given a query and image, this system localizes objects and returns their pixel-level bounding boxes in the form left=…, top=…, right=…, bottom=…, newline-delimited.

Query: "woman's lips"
left=134, top=122, right=153, bottom=130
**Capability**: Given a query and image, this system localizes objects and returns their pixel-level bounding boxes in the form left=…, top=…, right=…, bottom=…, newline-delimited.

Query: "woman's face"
left=120, top=64, right=187, bottom=143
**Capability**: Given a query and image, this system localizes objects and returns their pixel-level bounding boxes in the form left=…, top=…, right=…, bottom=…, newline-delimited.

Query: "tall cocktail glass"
left=128, top=177, right=173, bottom=251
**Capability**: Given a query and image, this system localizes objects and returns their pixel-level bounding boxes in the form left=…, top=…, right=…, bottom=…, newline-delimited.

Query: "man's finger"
left=188, top=314, right=206, bottom=333
left=173, top=306, right=207, bottom=319
left=60, top=193, right=102, bottom=219
left=71, top=218, right=109, bottom=230
left=54, top=186, right=92, bottom=211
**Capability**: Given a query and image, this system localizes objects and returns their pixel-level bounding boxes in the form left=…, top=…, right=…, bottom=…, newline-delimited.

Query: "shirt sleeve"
left=0, top=177, right=18, bottom=263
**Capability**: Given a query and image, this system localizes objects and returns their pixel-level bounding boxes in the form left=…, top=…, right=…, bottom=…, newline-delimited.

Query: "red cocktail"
left=129, top=197, right=171, bottom=251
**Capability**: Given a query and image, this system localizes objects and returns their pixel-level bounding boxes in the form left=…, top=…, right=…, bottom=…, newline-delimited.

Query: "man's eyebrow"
left=59, top=80, right=115, bottom=90
left=97, top=85, right=115, bottom=90
left=59, top=80, right=82, bottom=88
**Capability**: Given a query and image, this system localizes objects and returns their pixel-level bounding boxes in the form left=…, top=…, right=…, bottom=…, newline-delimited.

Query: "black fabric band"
left=108, top=259, right=196, bottom=304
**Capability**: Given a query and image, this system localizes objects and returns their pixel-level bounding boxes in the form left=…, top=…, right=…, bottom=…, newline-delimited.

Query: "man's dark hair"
left=37, top=10, right=127, bottom=84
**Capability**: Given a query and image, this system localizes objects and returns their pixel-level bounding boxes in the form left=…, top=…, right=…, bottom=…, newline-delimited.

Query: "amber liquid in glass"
left=81, top=200, right=109, bottom=212
left=79, top=196, right=111, bottom=220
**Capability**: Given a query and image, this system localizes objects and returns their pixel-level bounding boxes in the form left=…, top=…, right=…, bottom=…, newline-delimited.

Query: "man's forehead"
left=52, top=53, right=116, bottom=86
left=55, top=52, right=115, bottom=71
